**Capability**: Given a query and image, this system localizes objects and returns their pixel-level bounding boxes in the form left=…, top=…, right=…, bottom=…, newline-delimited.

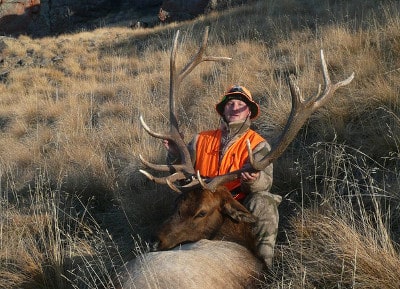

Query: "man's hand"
left=162, top=139, right=179, bottom=155
left=241, top=171, right=259, bottom=182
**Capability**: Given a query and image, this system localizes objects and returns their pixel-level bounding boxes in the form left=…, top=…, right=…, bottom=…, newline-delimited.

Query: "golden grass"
left=0, top=0, right=400, bottom=288
left=282, top=199, right=400, bottom=289
left=269, top=139, right=400, bottom=288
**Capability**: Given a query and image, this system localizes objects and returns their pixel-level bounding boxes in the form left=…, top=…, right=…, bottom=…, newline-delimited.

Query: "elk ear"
left=223, top=200, right=257, bottom=223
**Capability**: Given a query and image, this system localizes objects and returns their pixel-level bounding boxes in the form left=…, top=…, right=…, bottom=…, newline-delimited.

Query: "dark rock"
left=0, top=38, right=8, bottom=52
left=0, top=69, right=10, bottom=82
left=130, top=21, right=149, bottom=29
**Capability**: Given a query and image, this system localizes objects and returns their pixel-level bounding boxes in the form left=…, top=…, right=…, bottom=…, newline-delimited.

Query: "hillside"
left=1, top=0, right=400, bottom=288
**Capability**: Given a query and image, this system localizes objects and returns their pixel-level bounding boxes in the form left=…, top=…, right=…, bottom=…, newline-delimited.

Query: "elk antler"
left=139, top=27, right=232, bottom=192
left=201, top=50, right=354, bottom=192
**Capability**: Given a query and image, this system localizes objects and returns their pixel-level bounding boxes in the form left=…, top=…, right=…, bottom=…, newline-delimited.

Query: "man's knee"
left=244, top=192, right=281, bottom=217
left=246, top=192, right=281, bottom=234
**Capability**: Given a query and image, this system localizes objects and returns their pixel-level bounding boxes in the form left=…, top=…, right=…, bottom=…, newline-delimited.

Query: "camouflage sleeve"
left=240, top=140, right=273, bottom=193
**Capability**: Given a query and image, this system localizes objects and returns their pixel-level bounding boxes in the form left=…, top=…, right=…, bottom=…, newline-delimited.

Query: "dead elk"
left=123, top=26, right=354, bottom=289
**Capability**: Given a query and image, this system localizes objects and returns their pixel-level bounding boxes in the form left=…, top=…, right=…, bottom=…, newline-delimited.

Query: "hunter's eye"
left=195, top=210, right=207, bottom=218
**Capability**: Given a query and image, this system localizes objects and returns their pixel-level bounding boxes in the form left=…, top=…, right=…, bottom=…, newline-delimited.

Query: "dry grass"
left=271, top=140, right=400, bottom=288
left=280, top=201, right=400, bottom=289
left=0, top=0, right=400, bottom=288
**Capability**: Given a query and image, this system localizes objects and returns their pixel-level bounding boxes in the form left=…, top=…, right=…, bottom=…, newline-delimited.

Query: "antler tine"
left=314, top=50, right=355, bottom=107
left=139, top=115, right=169, bottom=141
left=200, top=172, right=241, bottom=193
left=139, top=116, right=189, bottom=172
left=176, top=26, right=232, bottom=86
left=138, top=118, right=200, bottom=177
left=139, top=168, right=187, bottom=193
left=138, top=154, right=195, bottom=173
left=169, top=29, right=180, bottom=131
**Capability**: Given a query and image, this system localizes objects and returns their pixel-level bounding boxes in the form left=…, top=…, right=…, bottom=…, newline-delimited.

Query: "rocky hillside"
left=0, top=0, right=251, bottom=37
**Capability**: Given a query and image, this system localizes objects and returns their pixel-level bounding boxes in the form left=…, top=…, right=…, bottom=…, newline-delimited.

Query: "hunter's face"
left=223, top=99, right=250, bottom=123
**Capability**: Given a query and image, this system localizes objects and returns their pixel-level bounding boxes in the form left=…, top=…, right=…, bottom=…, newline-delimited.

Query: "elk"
left=122, top=27, right=354, bottom=289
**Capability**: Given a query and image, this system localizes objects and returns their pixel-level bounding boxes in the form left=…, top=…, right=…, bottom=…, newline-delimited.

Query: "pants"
left=244, top=191, right=282, bottom=268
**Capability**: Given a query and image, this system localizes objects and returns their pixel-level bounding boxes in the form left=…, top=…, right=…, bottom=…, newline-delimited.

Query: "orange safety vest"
left=194, top=129, right=265, bottom=201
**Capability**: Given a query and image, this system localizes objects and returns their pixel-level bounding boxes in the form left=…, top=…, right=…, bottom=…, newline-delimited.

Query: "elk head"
left=152, top=185, right=257, bottom=252
left=139, top=27, right=354, bottom=251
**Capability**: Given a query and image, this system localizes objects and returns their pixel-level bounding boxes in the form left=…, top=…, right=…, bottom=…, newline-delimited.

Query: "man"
left=164, top=85, right=281, bottom=268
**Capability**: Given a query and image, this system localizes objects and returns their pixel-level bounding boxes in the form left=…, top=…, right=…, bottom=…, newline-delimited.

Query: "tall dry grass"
left=273, top=142, right=400, bottom=288
left=0, top=0, right=399, bottom=288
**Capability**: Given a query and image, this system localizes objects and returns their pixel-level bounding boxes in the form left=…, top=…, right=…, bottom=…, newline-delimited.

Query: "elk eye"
left=195, top=210, right=207, bottom=218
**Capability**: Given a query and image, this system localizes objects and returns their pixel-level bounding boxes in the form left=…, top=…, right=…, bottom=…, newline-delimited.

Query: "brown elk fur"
left=154, top=185, right=259, bottom=255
